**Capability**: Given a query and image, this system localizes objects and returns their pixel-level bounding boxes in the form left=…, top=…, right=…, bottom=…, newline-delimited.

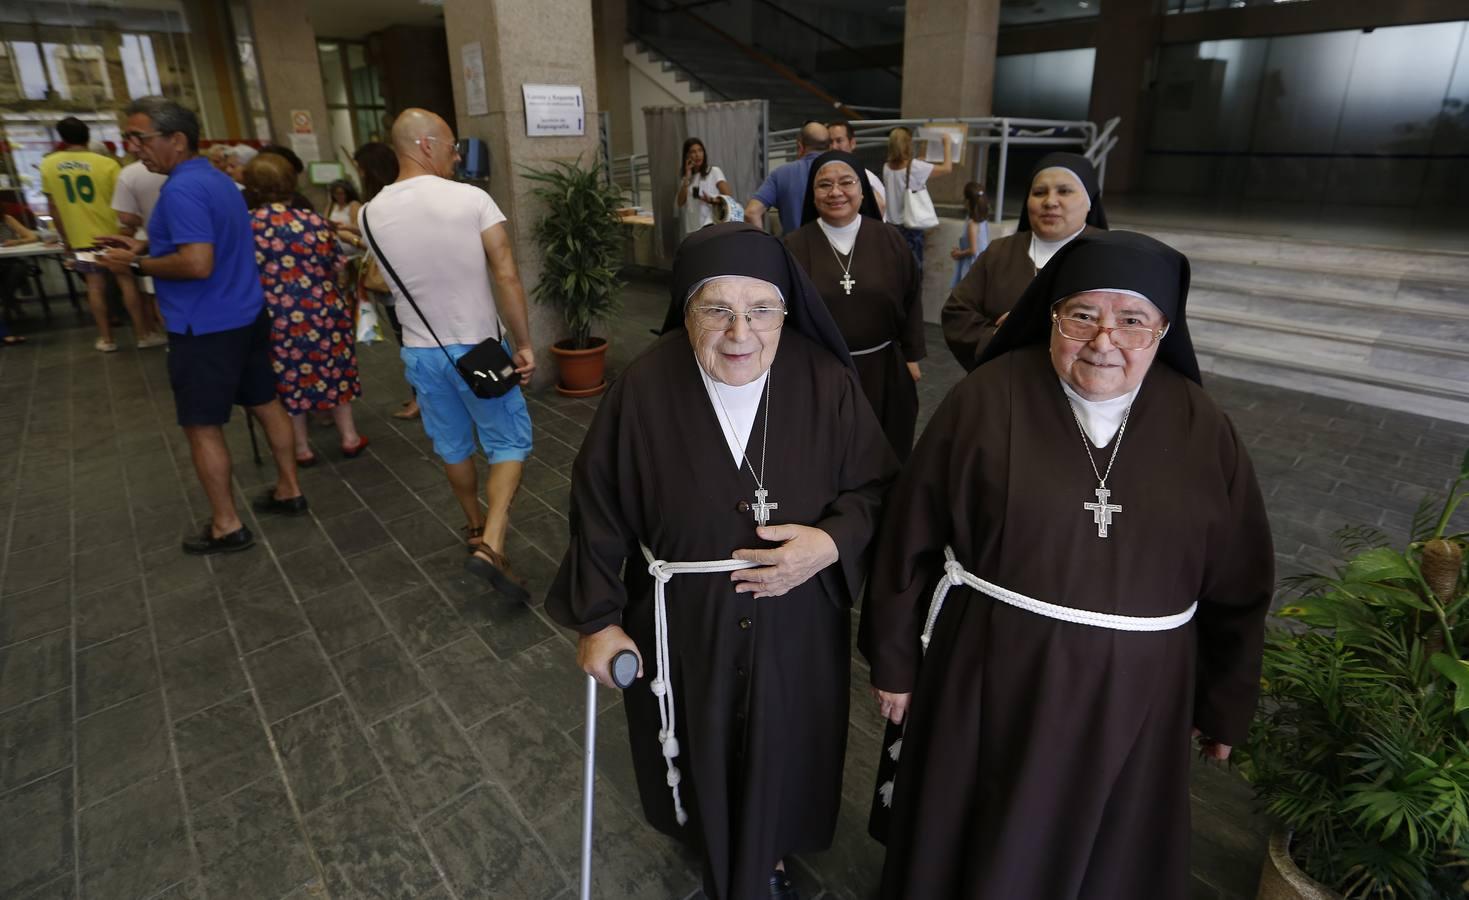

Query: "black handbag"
left=361, top=208, right=522, bottom=399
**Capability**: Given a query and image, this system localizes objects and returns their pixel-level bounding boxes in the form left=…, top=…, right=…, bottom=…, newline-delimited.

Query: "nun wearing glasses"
left=860, top=230, right=1273, bottom=899
left=548, top=223, right=898, bottom=900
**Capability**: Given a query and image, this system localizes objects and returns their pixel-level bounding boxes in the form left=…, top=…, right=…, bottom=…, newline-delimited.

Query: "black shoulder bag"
left=361, top=207, right=522, bottom=399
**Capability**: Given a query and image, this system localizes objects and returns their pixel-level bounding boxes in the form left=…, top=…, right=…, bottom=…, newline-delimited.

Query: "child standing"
left=950, top=181, right=990, bottom=287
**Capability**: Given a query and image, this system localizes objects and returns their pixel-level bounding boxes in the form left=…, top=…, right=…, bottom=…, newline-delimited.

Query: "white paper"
left=522, top=83, right=585, bottom=137
left=288, top=133, right=320, bottom=163
left=462, top=43, right=488, bottom=117
left=917, top=126, right=964, bottom=164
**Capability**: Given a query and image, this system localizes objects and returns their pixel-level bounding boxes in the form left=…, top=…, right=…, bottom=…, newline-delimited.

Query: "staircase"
left=1127, top=225, right=1469, bottom=424
left=629, top=35, right=843, bottom=130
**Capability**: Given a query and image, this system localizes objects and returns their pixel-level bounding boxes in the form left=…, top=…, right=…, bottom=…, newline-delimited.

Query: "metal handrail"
left=749, top=0, right=902, bottom=81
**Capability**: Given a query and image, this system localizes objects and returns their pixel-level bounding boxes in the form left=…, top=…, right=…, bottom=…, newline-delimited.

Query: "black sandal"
left=181, top=522, right=255, bottom=556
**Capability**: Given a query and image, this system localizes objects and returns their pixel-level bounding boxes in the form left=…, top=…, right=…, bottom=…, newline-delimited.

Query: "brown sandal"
left=464, top=545, right=530, bottom=602
left=463, top=523, right=484, bottom=551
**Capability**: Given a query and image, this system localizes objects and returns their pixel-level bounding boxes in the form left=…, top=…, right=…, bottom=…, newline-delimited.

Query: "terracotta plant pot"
left=1257, top=832, right=1342, bottom=900
left=550, top=337, right=609, bottom=397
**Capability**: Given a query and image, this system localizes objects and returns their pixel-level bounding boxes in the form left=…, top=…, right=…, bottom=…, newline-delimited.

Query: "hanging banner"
left=521, top=83, right=584, bottom=137
left=462, top=43, right=489, bottom=118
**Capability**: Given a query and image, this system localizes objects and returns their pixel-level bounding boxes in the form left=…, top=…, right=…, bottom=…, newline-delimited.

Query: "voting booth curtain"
left=645, top=100, right=766, bottom=263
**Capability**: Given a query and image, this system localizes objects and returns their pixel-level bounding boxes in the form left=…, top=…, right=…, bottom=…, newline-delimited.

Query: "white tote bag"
left=900, top=160, right=940, bottom=230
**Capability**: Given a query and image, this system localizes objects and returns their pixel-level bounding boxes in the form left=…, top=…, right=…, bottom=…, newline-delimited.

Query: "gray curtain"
left=645, top=99, right=766, bottom=263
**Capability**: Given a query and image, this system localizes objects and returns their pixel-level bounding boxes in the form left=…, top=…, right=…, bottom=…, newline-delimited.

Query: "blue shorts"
left=168, top=312, right=278, bottom=427
left=401, top=344, right=533, bottom=465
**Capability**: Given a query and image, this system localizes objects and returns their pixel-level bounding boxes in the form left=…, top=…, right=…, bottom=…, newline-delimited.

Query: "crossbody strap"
left=360, top=206, right=463, bottom=371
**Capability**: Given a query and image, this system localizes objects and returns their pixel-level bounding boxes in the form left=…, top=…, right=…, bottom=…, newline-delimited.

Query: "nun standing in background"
left=548, top=223, right=898, bottom=900
left=941, top=151, right=1108, bottom=371
left=784, top=150, right=926, bottom=460
left=862, top=230, right=1273, bottom=899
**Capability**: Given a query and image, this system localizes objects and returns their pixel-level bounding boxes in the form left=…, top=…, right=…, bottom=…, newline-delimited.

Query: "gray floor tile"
left=160, top=629, right=247, bottom=719
left=142, top=548, right=214, bottom=596
left=278, top=548, right=356, bottom=600
left=0, top=580, right=70, bottom=648
left=471, top=699, right=582, bottom=825
left=222, top=585, right=311, bottom=653
left=78, top=771, right=193, bottom=900
left=321, top=508, right=394, bottom=558
left=274, top=696, right=380, bottom=814
left=7, top=511, right=71, bottom=553
left=377, top=585, right=471, bottom=659
left=304, top=582, right=388, bottom=656
left=2, top=538, right=71, bottom=595
left=470, top=599, right=557, bottom=661
left=148, top=585, right=228, bottom=650
left=418, top=634, right=527, bottom=729
left=370, top=699, right=483, bottom=820
left=421, top=783, right=565, bottom=900
left=253, top=511, right=333, bottom=556
left=77, top=690, right=170, bottom=807
left=384, top=509, right=463, bottom=560
left=0, top=769, right=73, bottom=896
left=348, top=543, right=428, bottom=601
left=72, top=538, right=141, bottom=596
left=503, top=637, right=594, bottom=733
left=245, top=632, right=338, bottom=723
left=75, top=578, right=148, bottom=650
left=172, top=693, right=276, bottom=809
left=75, top=628, right=157, bottom=718
left=0, top=689, right=71, bottom=791
left=538, top=781, right=699, bottom=900
left=191, top=774, right=316, bottom=899
left=333, top=634, right=429, bottom=723
left=306, top=777, right=440, bottom=899
left=355, top=479, right=430, bottom=521
left=0, top=627, right=69, bottom=714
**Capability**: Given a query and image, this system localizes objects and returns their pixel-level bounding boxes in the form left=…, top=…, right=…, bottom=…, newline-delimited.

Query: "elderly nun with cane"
left=860, top=230, right=1274, bottom=898
left=549, top=222, right=898, bottom=900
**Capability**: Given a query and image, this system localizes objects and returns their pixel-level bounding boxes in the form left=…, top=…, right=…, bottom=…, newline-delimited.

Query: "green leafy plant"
left=1240, top=450, right=1469, bottom=899
left=523, top=158, right=626, bottom=349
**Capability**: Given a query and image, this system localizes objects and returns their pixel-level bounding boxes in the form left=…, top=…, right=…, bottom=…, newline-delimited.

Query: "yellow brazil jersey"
left=39, top=149, right=121, bottom=249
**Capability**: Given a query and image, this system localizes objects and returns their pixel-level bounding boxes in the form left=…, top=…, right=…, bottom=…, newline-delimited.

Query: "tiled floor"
left=2, top=279, right=1467, bottom=900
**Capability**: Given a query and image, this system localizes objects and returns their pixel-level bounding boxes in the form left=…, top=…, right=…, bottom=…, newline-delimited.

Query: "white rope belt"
left=920, top=546, right=1197, bottom=651
left=849, top=340, right=893, bottom=357
left=640, top=544, right=759, bottom=826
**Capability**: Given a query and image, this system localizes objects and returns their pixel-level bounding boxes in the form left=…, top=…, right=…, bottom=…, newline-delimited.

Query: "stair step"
left=1127, top=225, right=1469, bottom=282
left=1192, top=331, right=1468, bottom=401
left=1189, top=262, right=1469, bottom=319
left=1188, top=307, right=1469, bottom=362
left=1190, top=281, right=1469, bottom=338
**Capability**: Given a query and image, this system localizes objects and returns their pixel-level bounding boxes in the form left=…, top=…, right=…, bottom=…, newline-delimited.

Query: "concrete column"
left=592, top=0, right=633, bottom=157
left=245, top=0, right=334, bottom=206
left=899, top=0, right=1001, bottom=203
left=442, top=0, right=601, bottom=387
left=1088, top=0, right=1159, bottom=195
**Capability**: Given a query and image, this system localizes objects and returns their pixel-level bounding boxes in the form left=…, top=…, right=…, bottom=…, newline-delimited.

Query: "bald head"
left=798, top=121, right=829, bottom=157
left=391, top=108, right=452, bottom=156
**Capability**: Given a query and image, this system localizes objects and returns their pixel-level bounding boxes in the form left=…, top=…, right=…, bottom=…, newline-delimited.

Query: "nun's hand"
left=995, top=312, right=1010, bottom=327
left=731, top=525, right=839, bottom=598
left=578, top=625, right=643, bottom=690
left=1192, top=727, right=1232, bottom=762
left=873, top=688, right=911, bottom=725
left=907, top=362, right=922, bottom=382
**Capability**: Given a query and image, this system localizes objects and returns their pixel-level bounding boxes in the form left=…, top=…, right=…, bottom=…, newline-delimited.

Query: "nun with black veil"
left=548, top=222, right=899, bottom=900
left=859, top=230, right=1274, bottom=898
left=783, top=149, right=926, bottom=460
left=941, top=151, right=1108, bottom=372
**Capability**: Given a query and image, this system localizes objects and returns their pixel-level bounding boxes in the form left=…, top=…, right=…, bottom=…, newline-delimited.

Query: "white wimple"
left=640, top=544, right=760, bottom=826
left=921, top=546, right=1197, bottom=650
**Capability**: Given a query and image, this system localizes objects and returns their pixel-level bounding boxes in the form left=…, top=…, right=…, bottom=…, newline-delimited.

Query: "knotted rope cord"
left=640, top=544, right=759, bottom=826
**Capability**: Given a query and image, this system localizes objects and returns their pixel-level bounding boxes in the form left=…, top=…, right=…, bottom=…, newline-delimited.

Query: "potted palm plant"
left=1241, top=451, right=1469, bottom=899
left=524, top=158, right=626, bottom=397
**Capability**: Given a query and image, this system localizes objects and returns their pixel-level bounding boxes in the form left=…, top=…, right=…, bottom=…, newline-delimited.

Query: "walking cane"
left=244, top=409, right=263, bottom=465
left=581, top=648, right=640, bottom=900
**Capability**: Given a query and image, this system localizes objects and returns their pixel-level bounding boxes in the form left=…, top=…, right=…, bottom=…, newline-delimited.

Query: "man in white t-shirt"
left=362, top=109, right=537, bottom=602
left=112, top=158, right=169, bottom=319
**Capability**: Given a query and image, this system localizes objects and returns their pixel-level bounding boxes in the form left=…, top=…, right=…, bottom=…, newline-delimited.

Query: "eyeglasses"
left=122, top=130, right=166, bottom=146
left=690, top=305, right=787, bottom=332
left=1052, top=311, right=1166, bottom=351
left=814, top=177, right=861, bottom=194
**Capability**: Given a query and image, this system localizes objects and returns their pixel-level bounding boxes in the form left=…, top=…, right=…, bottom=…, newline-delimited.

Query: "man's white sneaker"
left=94, top=338, right=118, bottom=353
left=137, top=333, right=168, bottom=349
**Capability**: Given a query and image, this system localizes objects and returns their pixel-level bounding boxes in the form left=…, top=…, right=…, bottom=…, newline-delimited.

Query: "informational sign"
left=917, top=124, right=966, bottom=165
left=290, top=109, right=314, bottom=135
left=521, top=84, right=584, bottom=137
left=288, top=133, right=321, bottom=163
left=307, top=161, right=345, bottom=185
left=462, top=43, right=488, bottom=118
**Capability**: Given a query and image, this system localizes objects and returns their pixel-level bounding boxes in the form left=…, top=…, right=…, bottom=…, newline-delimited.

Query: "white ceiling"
left=304, top=0, right=443, bottom=40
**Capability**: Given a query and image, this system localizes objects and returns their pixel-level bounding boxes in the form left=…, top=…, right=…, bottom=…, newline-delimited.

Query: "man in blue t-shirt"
left=99, top=96, right=308, bottom=556
left=744, top=121, right=829, bottom=234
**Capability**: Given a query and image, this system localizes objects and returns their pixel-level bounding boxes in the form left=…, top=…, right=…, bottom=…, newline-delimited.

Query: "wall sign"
left=462, top=43, right=488, bottom=118
left=521, top=84, right=584, bottom=137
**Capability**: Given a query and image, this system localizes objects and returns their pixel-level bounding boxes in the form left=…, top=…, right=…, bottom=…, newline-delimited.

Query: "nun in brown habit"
left=548, top=223, right=898, bottom=900
left=860, top=230, right=1274, bottom=899
left=941, top=151, right=1108, bottom=372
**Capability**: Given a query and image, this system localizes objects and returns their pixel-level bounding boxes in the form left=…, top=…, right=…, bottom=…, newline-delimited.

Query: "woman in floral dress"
left=243, top=153, right=367, bottom=465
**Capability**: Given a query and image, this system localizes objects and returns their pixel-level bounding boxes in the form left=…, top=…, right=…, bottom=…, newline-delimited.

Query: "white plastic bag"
left=356, top=298, right=383, bottom=344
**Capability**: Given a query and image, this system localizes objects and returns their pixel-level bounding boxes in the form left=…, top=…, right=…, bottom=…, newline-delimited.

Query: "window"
left=318, top=39, right=388, bottom=147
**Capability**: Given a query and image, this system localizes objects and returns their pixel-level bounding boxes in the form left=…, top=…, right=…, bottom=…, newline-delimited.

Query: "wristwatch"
left=130, top=258, right=145, bottom=277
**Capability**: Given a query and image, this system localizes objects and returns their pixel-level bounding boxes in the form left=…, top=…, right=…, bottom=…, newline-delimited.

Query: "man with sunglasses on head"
left=359, top=108, right=536, bottom=602
left=97, top=96, right=307, bottom=556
